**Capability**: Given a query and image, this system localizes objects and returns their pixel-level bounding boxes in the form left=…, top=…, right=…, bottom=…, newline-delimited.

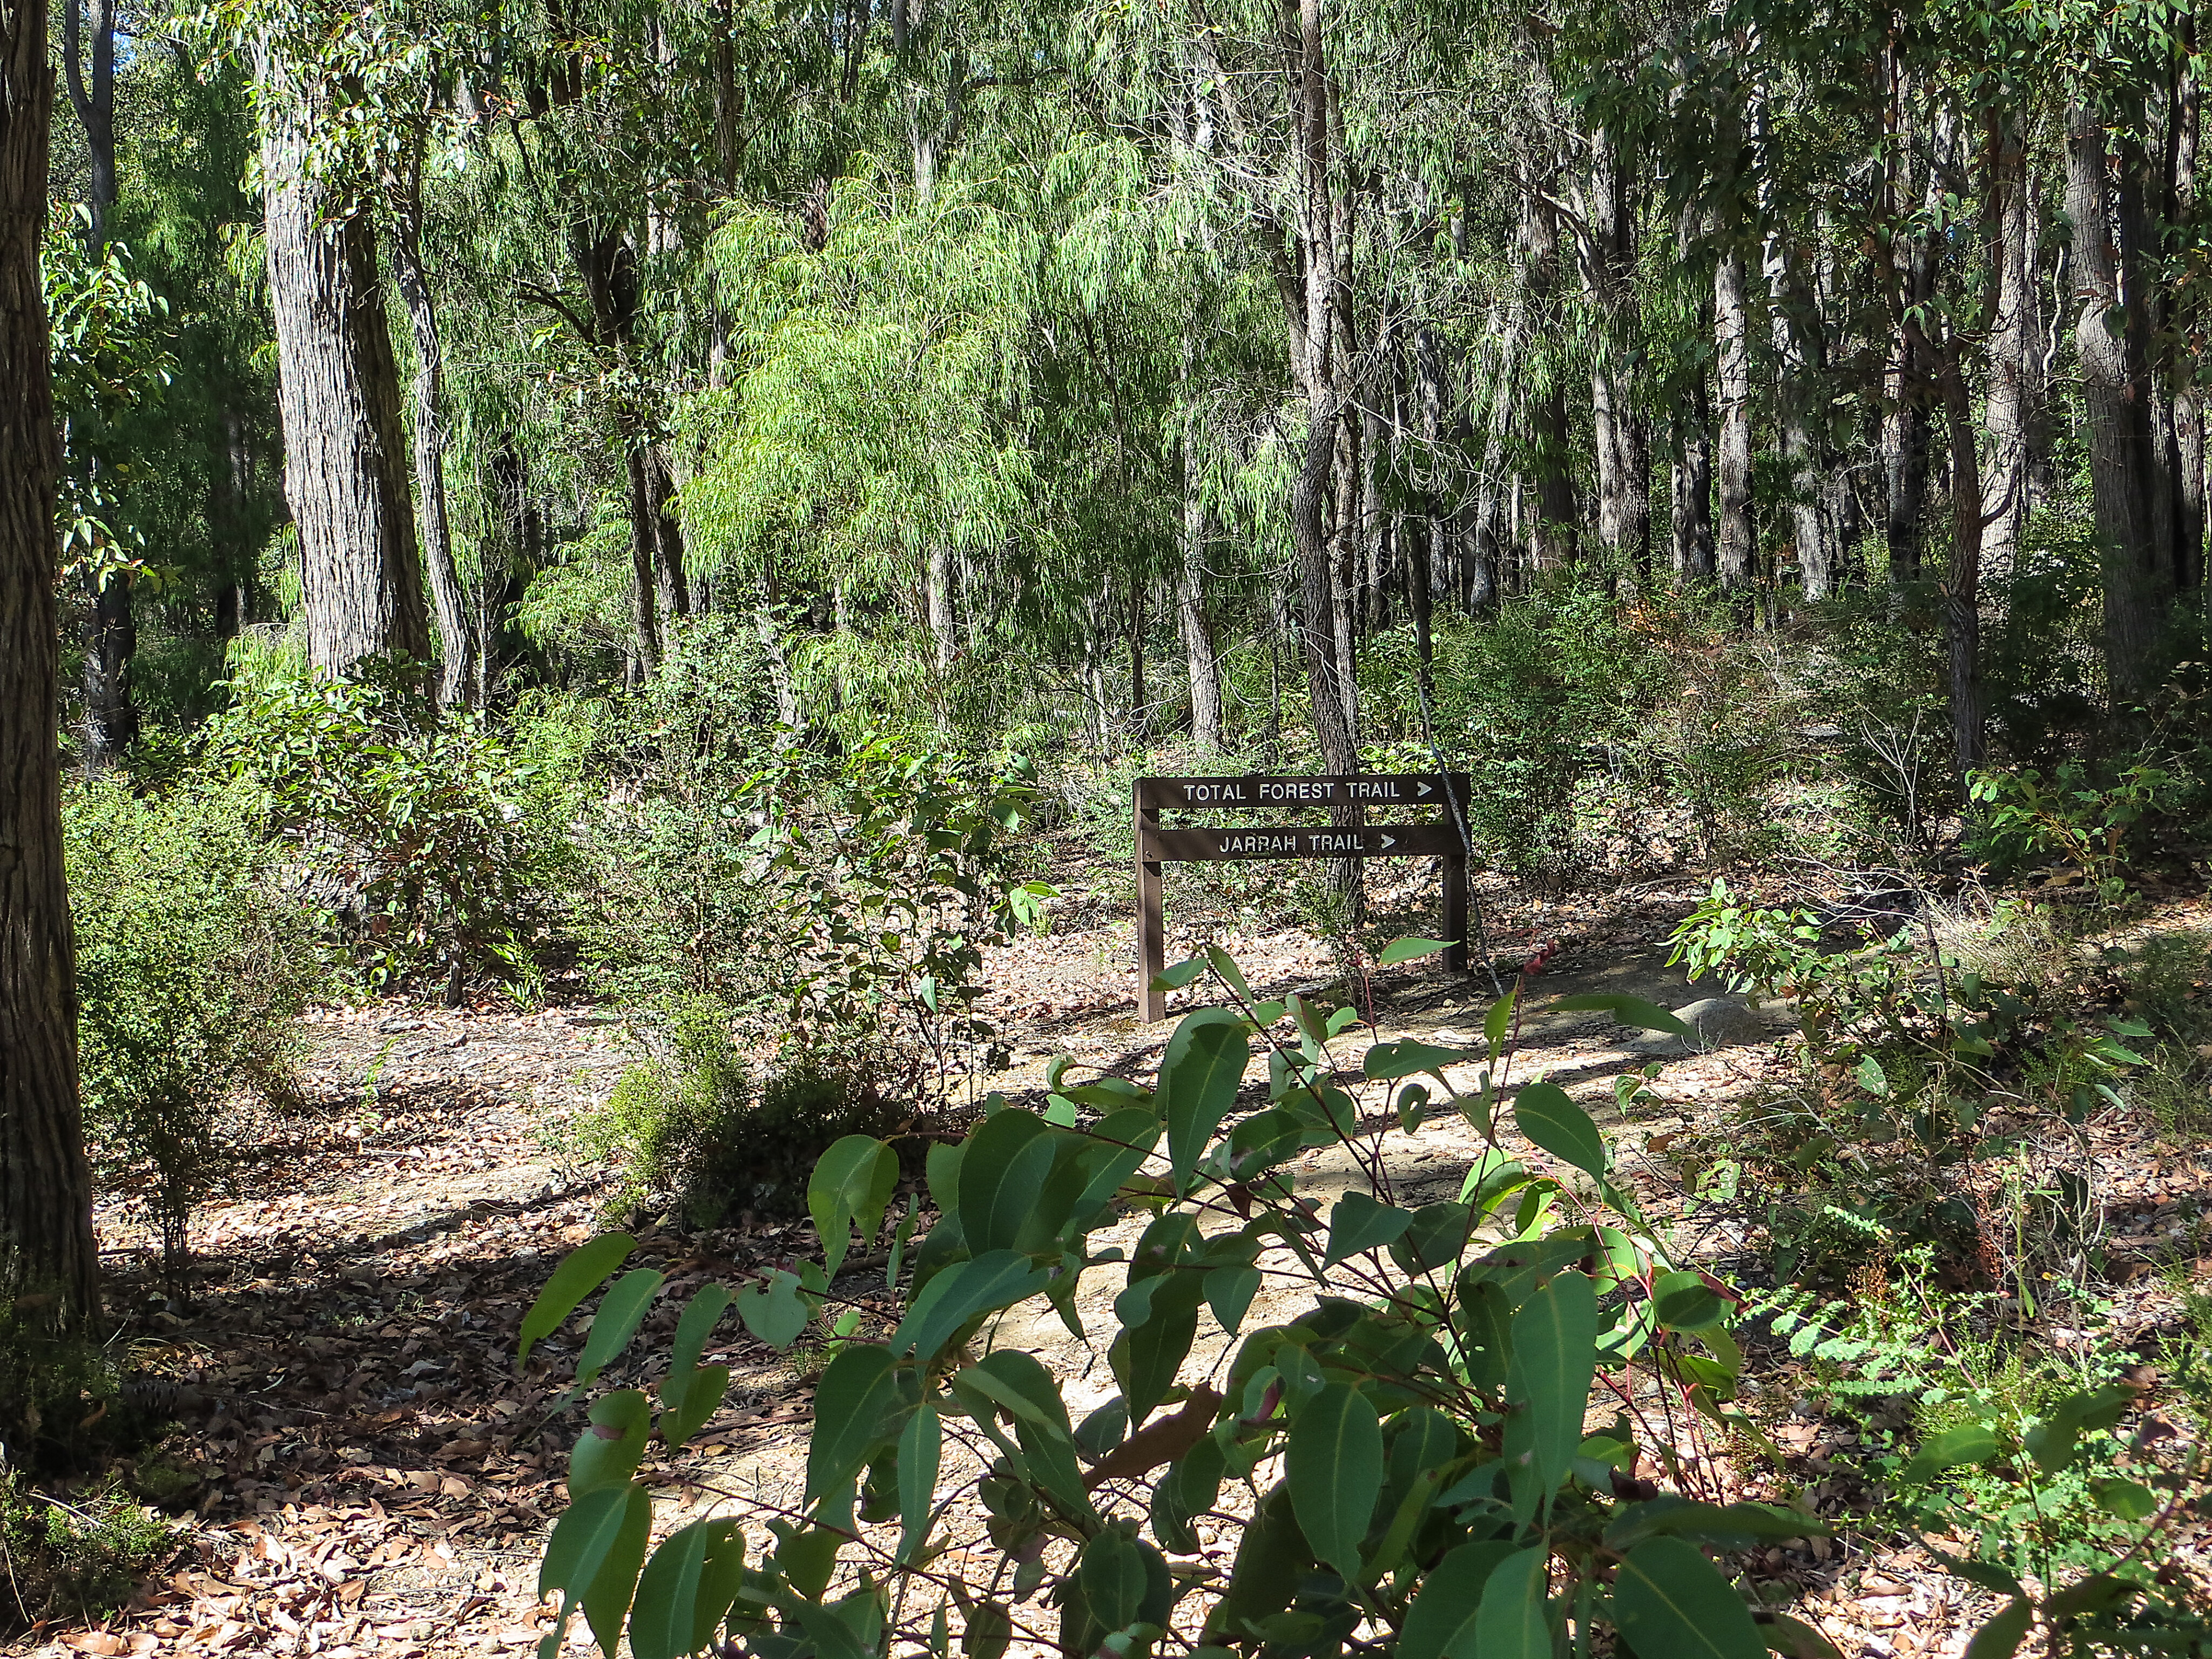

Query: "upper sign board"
left=1137, top=773, right=1465, bottom=810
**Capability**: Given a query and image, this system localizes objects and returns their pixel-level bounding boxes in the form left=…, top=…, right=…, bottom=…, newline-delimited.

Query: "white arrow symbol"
left=1417, top=780, right=1432, bottom=797
left=1379, top=833, right=1398, bottom=849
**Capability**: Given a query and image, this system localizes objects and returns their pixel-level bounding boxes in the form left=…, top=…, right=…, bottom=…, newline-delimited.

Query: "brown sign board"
left=1143, top=824, right=1461, bottom=861
left=1137, top=773, right=1467, bottom=810
left=1134, top=773, right=1473, bottom=1022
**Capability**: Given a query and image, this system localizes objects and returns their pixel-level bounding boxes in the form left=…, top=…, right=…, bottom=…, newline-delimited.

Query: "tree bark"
left=1178, top=463, right=1221, bottom=751
left=926, top=544, right=956, bottom=675
left=2066, top=99, right=2168, bottom=702
left=1671, top=204, right=1716, bottom=582
left=260, top=70, right=430, bottom=677
left=1582, top=123, right=1650, bottom=584
left=1714, top=244, right=1756, bottom=589
left=1981, top=118, right=2039, bottom=583
left=2169, top=44, right=2204, bottom=596
left=391, top=141, right=475, bottom=709
left=2, top=0, right=104, bottom=1397
left=1521, top=183, right=1576, bottom=572
left=1883, top=64, right=1936, bottom=584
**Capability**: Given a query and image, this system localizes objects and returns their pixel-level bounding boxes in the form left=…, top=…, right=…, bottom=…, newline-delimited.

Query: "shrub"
left=522, top=947, right=1846, bottom=1659
left=201, top=656, right=577, bottom=992
left=65, top=776, right=320, bottom=1279
left=579, top=1000, right=900, bottom=1224
left=0, top=1471, right=180, bottom=1630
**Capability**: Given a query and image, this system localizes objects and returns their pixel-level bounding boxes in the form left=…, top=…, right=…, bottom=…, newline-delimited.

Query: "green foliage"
left=1967, top=758, right=2197, bottom=903
left=43, top=210, right=177, bottom=586
left=527, top=942, right=1816, bottom=1659
left=1661, top=893, right=2170, bottom=1290
left=1764, top=1260, right=2210, bottom=1651
left=1411, top=593, right=1815, bottom=875
left=734, top=737, right=1053, bottom=1098
left=65, top=775, right=319, bottom=1278
left=202, top=658, right=576, bottom=990
left=0, top=1471, right=181, bottom=1630
left=577, top=1000, right=902, bottom=1225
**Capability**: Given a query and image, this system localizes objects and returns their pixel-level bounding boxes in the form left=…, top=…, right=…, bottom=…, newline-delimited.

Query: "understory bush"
left=1663, top=882, right=2170, bottom=1291
left=0, top=1470, right=180, bottom=1629
left=202, top=655, right=578, bottom=993
left=1408, top=591, right=1818, bottom=875
left=581, top=999, right=901, bottom=1224
left=65, top=776, right=320, bottom=1278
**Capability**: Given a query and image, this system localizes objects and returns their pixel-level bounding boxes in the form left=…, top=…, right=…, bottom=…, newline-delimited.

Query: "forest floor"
left=22, top=840, right=2212, bottom=1659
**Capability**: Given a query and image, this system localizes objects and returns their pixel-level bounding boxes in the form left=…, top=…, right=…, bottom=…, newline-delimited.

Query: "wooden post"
left=1135, top=780, right=1165, bottom=1022
left=1442, top=850, right=1468, bottom=973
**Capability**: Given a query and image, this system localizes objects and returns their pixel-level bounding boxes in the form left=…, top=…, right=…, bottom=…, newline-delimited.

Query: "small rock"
left=1624, top=995, right=1773, bottom=1055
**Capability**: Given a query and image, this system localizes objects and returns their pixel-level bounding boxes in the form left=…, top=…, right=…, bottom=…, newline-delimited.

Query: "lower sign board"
left=1134, top=773, right=1472, bottom=1021
left=1144, top=824, right=1460, bottom=860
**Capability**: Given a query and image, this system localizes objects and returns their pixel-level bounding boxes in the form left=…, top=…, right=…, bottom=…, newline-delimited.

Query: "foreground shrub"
left=65, top=777, right=320, bottom=1278
left=521, top=946, right=1844, bottom=1659
left=523, top=942, right=2207, bottom=1659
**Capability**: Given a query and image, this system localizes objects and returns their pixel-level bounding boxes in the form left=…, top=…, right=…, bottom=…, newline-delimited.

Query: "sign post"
left=1133, top=773, right=1472, bottom=1022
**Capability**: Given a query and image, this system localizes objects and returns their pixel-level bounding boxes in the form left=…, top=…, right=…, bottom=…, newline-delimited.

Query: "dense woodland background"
left=3, top=0, right=2212, bottom=1648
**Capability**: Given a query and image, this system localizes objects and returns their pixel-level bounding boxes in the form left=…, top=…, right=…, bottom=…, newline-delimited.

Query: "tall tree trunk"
left=1178, top=462, right=1221, bottom=751
left=1672, top=205, right=1716, bottom=582
left=63, top=0, right=136, bottom=759
left=1765, top=222, right=1837, bottom=600
left=2, top=0, right=104, bottom=1402
left=1981, top=118, right=2038, bottom=583
left=1883, top=62, right=1934, bottom=583
left=1128, top=574, right=1147, bottom=738
left=2067, top=99, right=2168, bottom=702
left=392, top=143, right=475, bottom=709
left=2169, top=44, right=2204, bottom=595
left=619, top=449, right=662, bottom=670
left=260, top=72, right=430, bottom=676
left=1281, top=0, right=1360, bottom=915
left=1583, top=123, right=1650, bottom=585
left=1714, top=244, right=1756, bottom=589
left=1940, top=349, right=1985, bottom=770
left=1521, top=183, right=1576, bottom=572
left=926, top=545, right=956, bottom=675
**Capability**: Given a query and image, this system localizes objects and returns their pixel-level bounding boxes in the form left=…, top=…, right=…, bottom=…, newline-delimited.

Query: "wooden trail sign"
left=1134, top=773, right=1473, bottom=1022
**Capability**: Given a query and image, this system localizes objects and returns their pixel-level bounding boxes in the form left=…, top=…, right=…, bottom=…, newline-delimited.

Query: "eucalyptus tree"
left=190, top=0, right=434, bottom=676
left=2, top=0, right=104, bottom=1411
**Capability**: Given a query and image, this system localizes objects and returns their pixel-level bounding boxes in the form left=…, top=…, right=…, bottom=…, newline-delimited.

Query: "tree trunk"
left=1282, top=0, right=1360, bottom=914
left=2067, top=99, right=2167, bottom=702
left=391, top=144, right=475, bottom=709
left=260, top=72, right=430, bottom=677
left=1765, top=224, right=1836, bottom=600
left=1981, top=118, right=2038, bottom=583
left=1178, top=467, right=1221, bottom=751
left=926, top=544, right=956, bottom=675
left=1714, top=245, right=1756, bottom=589
left=1672, top=205, right=1716, bottom=582
left=1940, top=348, right=1985, bottom=770
left=1583, top=124, right=1650, bottom=585
left=2, top=0, right=104, bottom=1403
left=1883, top=65, right=1936, bottom=584
left=1521, top=184, right=1576, bottom=572
left=2170, top=45, right=2204, bottom=595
